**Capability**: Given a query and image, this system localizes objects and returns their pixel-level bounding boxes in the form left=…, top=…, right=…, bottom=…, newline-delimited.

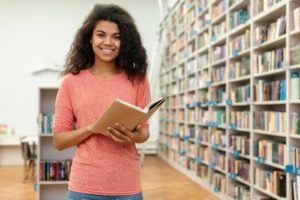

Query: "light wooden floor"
left=0, top=155, right=217, bottom=200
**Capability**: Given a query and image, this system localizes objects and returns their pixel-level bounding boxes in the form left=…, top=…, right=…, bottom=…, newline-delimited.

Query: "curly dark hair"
left=62, top=4, right=148, bottom=81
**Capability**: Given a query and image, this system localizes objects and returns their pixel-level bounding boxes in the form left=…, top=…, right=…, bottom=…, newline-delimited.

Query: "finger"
left=114, top=123, right=134, bottom=138
left=108, top=127, right=131, bottom=142
left=107, top=130, right=126, bottom=143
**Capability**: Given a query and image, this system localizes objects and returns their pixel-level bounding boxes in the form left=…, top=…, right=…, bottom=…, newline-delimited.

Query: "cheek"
left=115, top=40, right=121, bottom=49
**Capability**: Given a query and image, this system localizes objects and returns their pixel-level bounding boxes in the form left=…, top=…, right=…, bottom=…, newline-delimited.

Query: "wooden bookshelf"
left=158, top=0, right=300, bottom=199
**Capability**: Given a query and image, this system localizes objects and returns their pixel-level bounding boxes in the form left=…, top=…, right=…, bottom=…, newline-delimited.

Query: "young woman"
left=53, top=4, right=150, bottom=200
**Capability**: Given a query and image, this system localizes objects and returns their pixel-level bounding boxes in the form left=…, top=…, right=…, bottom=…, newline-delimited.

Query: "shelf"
left=229, top=0, right=249, bottom=12
left=253, top=185, right=286, bottom=200
left=229, top=21, right=251, bottom=37
left=229, top=151, right=250, bottom=160
left=290, top=64, right=300, bottom=70
left=212, top=12, right=226, bottom=26
left=198, top=26, right=209, bottom=36
left=253, top=101, right=286, bottom=105
left=254, top=68, right=286, bottom=78
left=253, top=129, right=286, bottom=137
left=289, top=100, right=300, bottom=104
left=211, top=58, right=226, bottom=67
left=229, top=75, right=251, bottom=83
left=211, top=35, right=226, bottom=47
left=235, top=176, right=251, bottom=186
left=254, top=157, right=285, bottom=170
left=228, top=48, right=250, bottom=60
left=211, top=81, right=226, bottom=87
left=290, top=134, right=300, bottom=139
left=40, top=134, right=53, bottom=137
left=290, top=29, right=300, bottom=37
left=253, top=1, right=286, bottom=23
left=39, top=181, right=69, bottom=185
left=213, top=166, right=226, bottom=174
left=253, top=35, right=286, bottom=52
left=231, top=102, right=250, bottom=106
left=198, top=6, right=209, bottom=17
left=197, top=45, right=209, bottom=54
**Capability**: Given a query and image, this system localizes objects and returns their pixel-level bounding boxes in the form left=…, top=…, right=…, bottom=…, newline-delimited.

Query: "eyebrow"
left=95, top=30, right=120, bottom=35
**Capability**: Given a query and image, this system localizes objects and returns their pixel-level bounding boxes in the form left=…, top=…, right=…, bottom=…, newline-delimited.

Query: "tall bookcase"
left=158, top=0, right=300, bottom=199
left=37, top=87, right=75, bottom=200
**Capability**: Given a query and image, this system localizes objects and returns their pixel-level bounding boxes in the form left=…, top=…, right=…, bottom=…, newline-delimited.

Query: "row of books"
left=229, top=57, right=250, bottom=79
left=254, top=167, right=286, bottom=197
left=290, top=112, right=300, bottom=135
left=197, top=128, right=209, bottom=143
left=198, top=70, right=210, bottom=88
left=253, top=111, right=286, bottom=133
left=198, top=31, right=209, bottom=49
left=229, top=134, right=250, bottom=156
left=255, top=15, right=286, bottom=45
left=198, top=13, right=211, bottom=31
left=197, top=164, right=208, bottom=180
left=211, top=66, right=226, bottom=83
left=212, top=0, right=227, bottom=21
left=254, top=139, right=286, bottom=166
left=229, top=29, right=250, bottom=55
left=187, top=143, right=196, bottom=157
left=230, top=84, right=251, bottom=103
left=212, top=45, right=226, bottom=63
left=290, top=44, right=300, bottom=65
left=230, top=6, right=250, bottom=29
left=198, top=53, right=209, bottom=68
left=210, top=173, right=226, bottom=194
left=211, top=87, right=226, bottom=103
left=229, top=111, right=250, bottom=129
left=187, top=109, right=197, bottom=123
left=211, top=129, right=226, bottom=148
left=254, top=0, right=283, bottom=15
left=199, top=109, right=209, bottom=124
left=211, top=110, right=226, bottom=126
left=293, top=7, right=300, bottom=31
left=228, top=182, right=250, bottom=200
left=186, top=158, right=197, bottom=171
left=198, top=0, right=208, bottom=10
left=212, top=151, right=225, bottom=170
left=290, top=146, right=300, bottom=169
left=198, top=146, right=209, bottom=163
left=228, top=157, right=250, bottom=182
left=40, top=160, right=72, bottom=181
left=212, top=20, right=226, bottom=41
left=253, top=79, right=286, bottom=101
left=254, top=48, right=286, bottom=75
left=291, top=146, right=300, bottom=199
left=187, top=77, right=196, bottom=90
left=188, top=41, right=196, bottom=55
left=38, top=113, right=54, bottom=134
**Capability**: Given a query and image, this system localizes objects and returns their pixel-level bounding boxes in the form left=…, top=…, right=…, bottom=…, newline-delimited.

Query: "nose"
left=103, top=36, right=113, bottom=45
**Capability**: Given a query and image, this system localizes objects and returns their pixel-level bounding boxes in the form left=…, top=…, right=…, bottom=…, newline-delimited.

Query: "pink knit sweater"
left=54, top=69, right=151, bottom=195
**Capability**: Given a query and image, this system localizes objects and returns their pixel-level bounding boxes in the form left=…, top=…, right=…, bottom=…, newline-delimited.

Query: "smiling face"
left=91, top=20, right=121, bottom=65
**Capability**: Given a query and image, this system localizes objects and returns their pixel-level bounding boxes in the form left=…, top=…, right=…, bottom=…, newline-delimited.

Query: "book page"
left=144, top=97, right=166, bottom=112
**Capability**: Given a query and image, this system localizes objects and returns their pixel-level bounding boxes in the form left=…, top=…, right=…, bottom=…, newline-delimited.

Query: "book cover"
left=92, top=97, right=166, bottom=134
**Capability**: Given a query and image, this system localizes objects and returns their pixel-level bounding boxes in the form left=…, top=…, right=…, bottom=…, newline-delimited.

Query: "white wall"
left=0, top=0, right=161, bottom=139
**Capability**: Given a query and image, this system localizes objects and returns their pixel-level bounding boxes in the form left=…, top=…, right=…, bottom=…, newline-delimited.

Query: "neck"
left=91, top=58, right=119, bottom=76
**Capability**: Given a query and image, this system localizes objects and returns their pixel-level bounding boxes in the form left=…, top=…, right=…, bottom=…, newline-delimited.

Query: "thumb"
left=136, top=124, right=142, bottom=130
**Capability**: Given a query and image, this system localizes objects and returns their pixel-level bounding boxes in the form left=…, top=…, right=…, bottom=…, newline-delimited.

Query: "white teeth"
left=102, top=49, right=113, bottom=55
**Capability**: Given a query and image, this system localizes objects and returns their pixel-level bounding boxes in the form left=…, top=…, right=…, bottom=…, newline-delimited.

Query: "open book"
left=92, top=97, right=166, bottom=134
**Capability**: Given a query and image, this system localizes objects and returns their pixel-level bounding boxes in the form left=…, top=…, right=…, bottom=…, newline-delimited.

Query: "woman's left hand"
left=106, top=123, right=149, bottom=145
